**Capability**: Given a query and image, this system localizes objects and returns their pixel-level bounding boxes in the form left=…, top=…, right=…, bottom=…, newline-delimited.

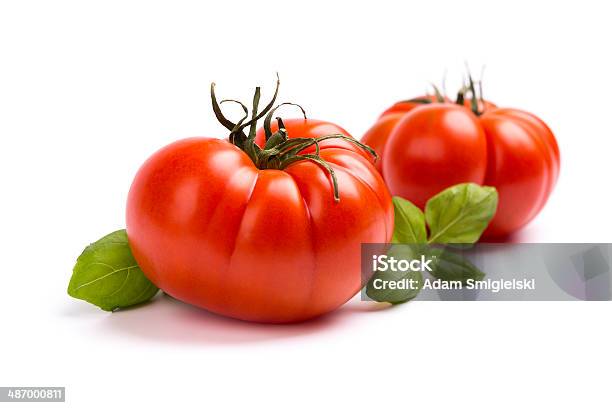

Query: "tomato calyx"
left=210, top=75, right=377, bottom=202
left=404, top=98, right=433, bottom=104
left=394, top=84, right=446, bottom=106
left=391, top=69, right=489, bottom=116
left=455, top=71, right=483, bottom=116
left=430, top=83, right=446, bottom=103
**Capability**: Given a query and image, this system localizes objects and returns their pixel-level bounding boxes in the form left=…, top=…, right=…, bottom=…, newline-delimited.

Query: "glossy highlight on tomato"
left=126, top=80, right=393, bottom=323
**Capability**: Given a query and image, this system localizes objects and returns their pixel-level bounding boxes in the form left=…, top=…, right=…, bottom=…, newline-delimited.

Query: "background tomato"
left=127, top=128, right=393, bottom=323
left=363, top=92, right=559, bottom=238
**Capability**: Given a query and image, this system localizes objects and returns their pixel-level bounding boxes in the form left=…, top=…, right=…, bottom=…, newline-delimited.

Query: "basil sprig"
left=393, top=183, right=498, bottom=245
left=367, top=183, right=498, bottom=304
left=67, top=230, right=159, bottom=311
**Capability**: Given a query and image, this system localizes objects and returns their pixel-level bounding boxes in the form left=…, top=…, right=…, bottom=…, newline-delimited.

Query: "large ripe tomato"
left=126, top=84, right=393, bottom=323
left=363, top=91, right=559, bottom=238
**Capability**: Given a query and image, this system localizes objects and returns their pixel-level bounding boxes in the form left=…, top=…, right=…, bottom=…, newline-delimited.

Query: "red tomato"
left=363, top=97, right=559, bottom=238
left=382, top=104, right=488, bottom=209
left=127, top=126, right=393, bottom=322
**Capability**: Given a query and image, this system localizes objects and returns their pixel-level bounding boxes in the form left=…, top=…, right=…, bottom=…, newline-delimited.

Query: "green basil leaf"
left=425, top=183, right=498, bottom=244
left=366, top=245, right=424, bottom=304
left=427, top=247, right=485, bottom=283
left=392, top=196, right=427, bottom=244
left=68, top=230, right=159, bottom=311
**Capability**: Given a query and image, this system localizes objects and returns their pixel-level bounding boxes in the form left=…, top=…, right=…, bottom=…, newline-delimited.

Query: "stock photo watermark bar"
left=361, top=243, right=612, bottom=302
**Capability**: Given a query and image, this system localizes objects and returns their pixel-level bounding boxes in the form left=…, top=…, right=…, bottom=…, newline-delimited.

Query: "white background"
left=1, top=1, right=611, bottom=407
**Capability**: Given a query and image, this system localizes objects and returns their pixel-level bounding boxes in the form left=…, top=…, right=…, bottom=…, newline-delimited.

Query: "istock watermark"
left=361, top=243, right=612, bottom=301
left=372, top=254, right=434, bottom=272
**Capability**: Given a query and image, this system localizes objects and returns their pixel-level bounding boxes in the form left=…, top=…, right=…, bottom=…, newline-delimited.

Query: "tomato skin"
left=368, top=98, right=495, bottom=175
left=126, top=137, right=393, bottom=323
left=488, top=108, right=560, bottom=190
left=382, top=104, right=488, bottom=208
left=479, top=108, right=560, bottom=237
left=361, top=113, right=405, bottom=172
